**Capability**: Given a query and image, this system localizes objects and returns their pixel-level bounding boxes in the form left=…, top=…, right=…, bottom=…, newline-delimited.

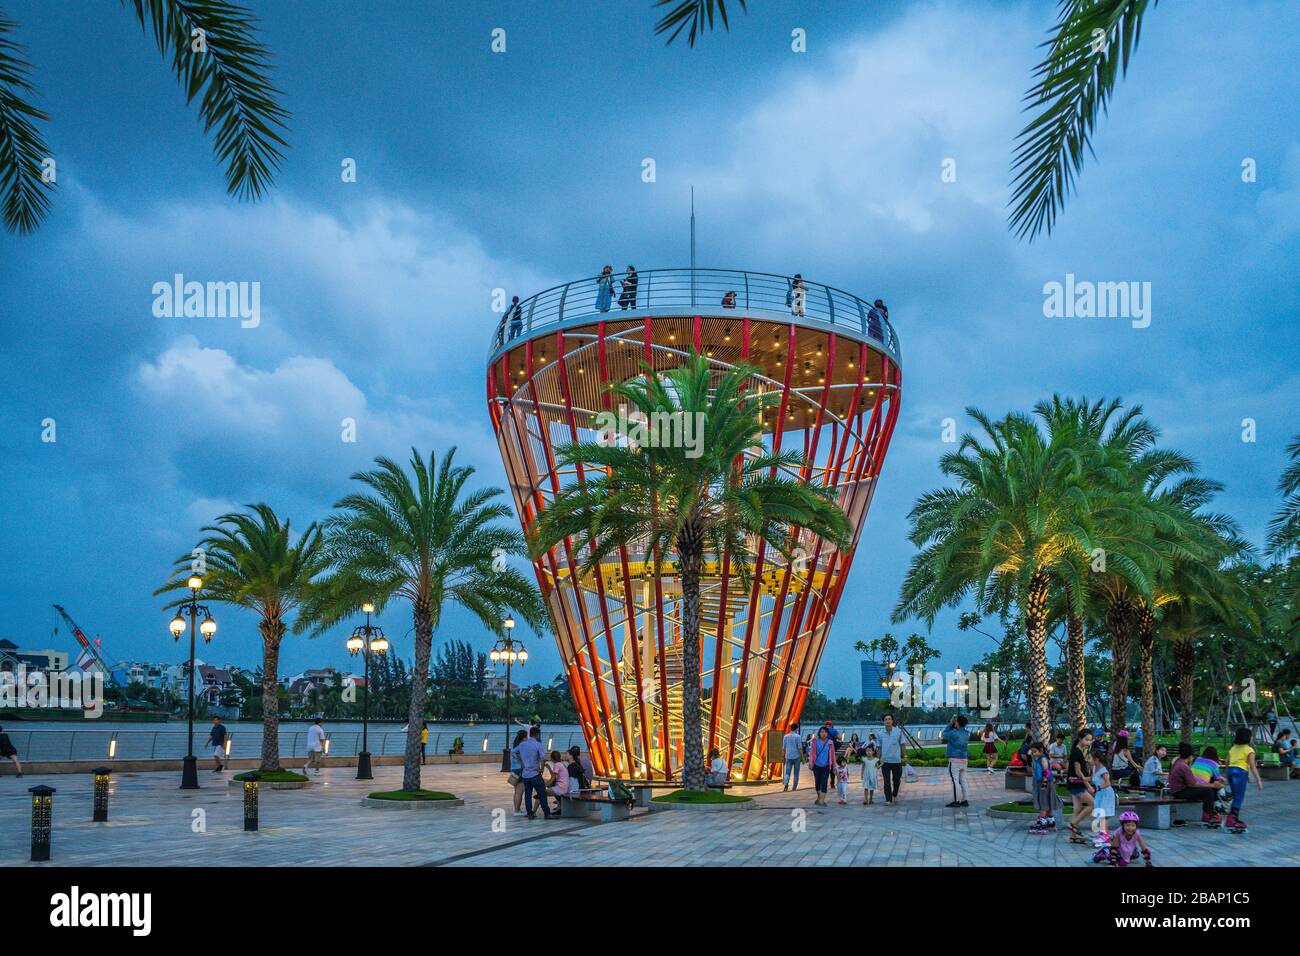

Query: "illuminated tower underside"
left=486, top=274, right=901, bottom=782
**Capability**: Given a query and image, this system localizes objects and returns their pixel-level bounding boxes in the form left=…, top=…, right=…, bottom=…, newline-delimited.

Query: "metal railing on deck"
left=488, top=267, right=899, bottom=363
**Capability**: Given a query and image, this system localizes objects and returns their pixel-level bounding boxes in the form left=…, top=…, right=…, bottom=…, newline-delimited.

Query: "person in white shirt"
left=706, top=748, right=728, bottom=786
left=304, top=719, right=326, bottom=776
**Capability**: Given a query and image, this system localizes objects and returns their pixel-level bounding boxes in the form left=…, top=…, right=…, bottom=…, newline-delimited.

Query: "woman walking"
left=1066, top=729, right=1095, bottom=844
left=595, top=265, right=615, bottom=312
left=980, top=723, right=1000, bottom=773
left=808, top=726, right=835, bottom=805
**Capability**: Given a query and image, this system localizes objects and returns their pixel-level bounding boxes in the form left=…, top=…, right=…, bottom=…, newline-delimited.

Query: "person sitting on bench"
left=1168, top=742, right=1221, bottom=826
left=706, top=748, right=729, bottom=786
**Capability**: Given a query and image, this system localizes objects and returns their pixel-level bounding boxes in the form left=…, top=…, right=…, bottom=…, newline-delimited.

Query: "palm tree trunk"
left=1107, top=599, right=1133, bottom=734
left=1024, top=570, right=1052, bottom=744
left=259, top=621, right=285, bottom=772
left=1136, top=606, right=1156, bottom=753
left=403, top=597, right=434, bottom=791
left=678, top=527, right=707, bottom=791
left=1066, top=608, right=1087, bottom=733
left=1174, top=639, right=1195, bottom=746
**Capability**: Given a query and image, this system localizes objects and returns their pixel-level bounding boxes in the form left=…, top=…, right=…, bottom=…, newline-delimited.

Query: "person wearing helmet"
left=1109, top=810, right=1152, bottom=867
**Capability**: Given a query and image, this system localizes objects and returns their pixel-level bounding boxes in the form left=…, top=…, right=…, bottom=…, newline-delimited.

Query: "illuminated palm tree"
left=533, top=352, right=851, bottom=790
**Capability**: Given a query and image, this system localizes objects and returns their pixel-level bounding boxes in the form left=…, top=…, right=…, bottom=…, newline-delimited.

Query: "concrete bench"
left=560, top=793, right=632, bottom=822
left=1054, top=795, right=1201, bottom=830
left=1260, top=764, right=1293, bottom=781
left=1004, top=769, right=1030, bottom=791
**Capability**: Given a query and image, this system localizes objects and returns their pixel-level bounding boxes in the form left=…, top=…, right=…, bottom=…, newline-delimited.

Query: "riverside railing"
left=6, top=728, right=588, bottom=763
left=488, top=267, right=899, bottom=364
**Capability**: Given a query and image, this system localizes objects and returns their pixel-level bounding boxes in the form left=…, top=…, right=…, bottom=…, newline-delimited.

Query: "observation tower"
left=485, top=268, right=901, bottom=782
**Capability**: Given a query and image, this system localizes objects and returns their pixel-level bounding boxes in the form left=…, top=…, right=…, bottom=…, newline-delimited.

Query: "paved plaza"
left=4, top=763, right=1297, bottom=867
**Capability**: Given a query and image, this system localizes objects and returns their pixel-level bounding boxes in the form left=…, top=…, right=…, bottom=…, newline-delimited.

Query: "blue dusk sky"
left=1, top=1, right=1297, bottom=699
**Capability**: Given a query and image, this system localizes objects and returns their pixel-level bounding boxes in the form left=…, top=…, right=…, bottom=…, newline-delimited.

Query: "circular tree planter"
left=230, top=771, right=310, bottom=791
left=363, top=790, right=464, bottom=810
left=650, top=790, right=755, bottom=812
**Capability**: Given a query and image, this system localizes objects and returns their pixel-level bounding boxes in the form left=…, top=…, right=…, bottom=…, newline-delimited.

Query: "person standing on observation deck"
left=595, top=265, right=615, bottom=312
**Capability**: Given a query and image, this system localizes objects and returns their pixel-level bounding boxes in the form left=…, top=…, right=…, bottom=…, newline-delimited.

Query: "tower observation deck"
left=485, top=268, right=901, bottom=782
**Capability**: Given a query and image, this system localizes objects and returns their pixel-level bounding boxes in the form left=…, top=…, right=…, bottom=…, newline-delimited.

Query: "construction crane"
left=51, top=604, right=121, bottom=688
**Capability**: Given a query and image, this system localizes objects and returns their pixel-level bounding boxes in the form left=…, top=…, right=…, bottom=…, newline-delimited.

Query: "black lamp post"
left=169, top=574, right=216, bottom=790
left=347, top=602, right=388, bottom=780
left=242, top=772, right=260, bottom=831
left=490, top=614, right=527, bottom=772
left=29, top=784, right=55, bottom=862
left=92, top=767, right=111, bottom=822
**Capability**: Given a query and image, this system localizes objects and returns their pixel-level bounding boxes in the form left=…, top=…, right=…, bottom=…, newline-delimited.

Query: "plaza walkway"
left=4, top=762, right=1296, bottom=867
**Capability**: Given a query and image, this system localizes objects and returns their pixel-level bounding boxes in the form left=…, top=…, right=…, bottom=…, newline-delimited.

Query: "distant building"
left=860, top=660, right=893, bottom=701
left=483, top=675, right=518, bottom=699
left=0, top=638, right=70, bottom=673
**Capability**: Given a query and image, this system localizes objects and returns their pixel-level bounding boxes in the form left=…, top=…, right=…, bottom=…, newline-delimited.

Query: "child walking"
left=835, top=754, right=849, bottom=805
left=860, top=745, right=879, bottom=805
left=1225, top=726, right=1264, bottom=832
left=1090, top=750, right=1116, bottom=834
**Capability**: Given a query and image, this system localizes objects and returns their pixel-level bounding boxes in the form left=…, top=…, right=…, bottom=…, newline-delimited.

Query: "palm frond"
left=653, top=0, right=747, bottom=47
left=124, top=0, right=288, bottom=199
left=0, top=14, right=53, bottom=233
left=1009, top=0, right=1154, bottom=241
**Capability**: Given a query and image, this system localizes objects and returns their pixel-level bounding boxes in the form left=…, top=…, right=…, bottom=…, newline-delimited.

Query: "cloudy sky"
left=1, top=0, right=1296, bottom=699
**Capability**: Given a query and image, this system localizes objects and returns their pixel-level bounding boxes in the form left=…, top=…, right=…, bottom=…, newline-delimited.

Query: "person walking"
left=782, top=724, right=803, bottom=791
left=204, top=716, right=227, bottom=773
left=942, top=714, right=971, bottom=807
left=1091, top=750, right=1116, bottom=833
left=980, top=723, right=1001, bottom=773
left=860, top=745, right=879, bottom=804
left=1225, top=726, right=1264, bottom=831
left=1066, top=729, right=1095, bottom=844
left=878, top=714, right=906, bottom=805
left=304, top=718, right=326, bottom=776
left=835, top=754, right=850, bottom=805
left=595, top=265, right=615, bottom=312
left=618, top=265, right=638, bottom=310
left=517, top=726, right=552, bottom=819
left=420, top=721, right=429, bottom=765
left=0, top=724, right=22, bottom=777
left=808, top=727, right=835, bottom=806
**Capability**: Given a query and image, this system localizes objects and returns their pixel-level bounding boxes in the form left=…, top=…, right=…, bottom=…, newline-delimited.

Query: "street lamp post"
left=490, top=615, right=527, bottom=772
left=347, top=602, right=388, bottom=780
left=168, top=574, right=216, bottom=790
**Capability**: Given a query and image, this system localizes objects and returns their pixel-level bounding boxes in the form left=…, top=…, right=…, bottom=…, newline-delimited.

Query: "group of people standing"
left=781, top=714, right=908, bottom=807
left=507, top=725, right=594, bottom=820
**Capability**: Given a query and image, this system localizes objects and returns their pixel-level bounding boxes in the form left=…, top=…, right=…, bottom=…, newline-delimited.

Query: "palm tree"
left=309, top=448, right=546, bottom=793
left=1267, top=435, right=1300, bottom=641
left=156, top=504, right=325, bottom=772
left=532, top=351, right=851, bottom=790
left=1, top=1, right=288, bottom=233
left=894, top=409, right=1098, bottom=745
left=653, top=0, right=746, bottom=46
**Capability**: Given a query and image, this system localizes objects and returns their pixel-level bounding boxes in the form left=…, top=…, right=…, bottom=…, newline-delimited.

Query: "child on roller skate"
left=1225, top=727, right=1265, bottom=833
left=1027, top=740, right=1059, bottom=834
left=1108, top=810, right=1153, bottom=866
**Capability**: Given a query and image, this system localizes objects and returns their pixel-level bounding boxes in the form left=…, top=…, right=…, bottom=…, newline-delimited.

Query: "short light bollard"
left=243, top=773, right=260, bottom=832
left=92, top=766, right=111, bottom=822
left=29, top=784, right=55, bottom=862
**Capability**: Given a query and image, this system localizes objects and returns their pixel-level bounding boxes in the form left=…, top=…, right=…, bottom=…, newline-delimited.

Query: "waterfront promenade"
left=4, top=763, right=1296, bottom=867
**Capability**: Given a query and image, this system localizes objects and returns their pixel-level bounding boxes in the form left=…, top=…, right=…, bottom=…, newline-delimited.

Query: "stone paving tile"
left=3, top=762, right=1296, bottom=867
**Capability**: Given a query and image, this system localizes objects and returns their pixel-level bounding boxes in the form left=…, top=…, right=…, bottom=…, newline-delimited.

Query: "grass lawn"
left=651, top=789, right=752, bottom=804
left=990, top=801, right=1038, bottom=813
left=233, top=770, right=308, bottom=782
left=367, top=789, right=458, bottom=801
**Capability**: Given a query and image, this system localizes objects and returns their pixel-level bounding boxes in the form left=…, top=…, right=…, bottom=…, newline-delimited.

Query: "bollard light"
left=242, top=773, right=260, bottom=832
left=29, top=785, right=55, bottom=862
left=108, top=737, right=117, bottom=759
left=92, top=767, right=111, bottom=822
left=225, top=737, right=233, bottom=758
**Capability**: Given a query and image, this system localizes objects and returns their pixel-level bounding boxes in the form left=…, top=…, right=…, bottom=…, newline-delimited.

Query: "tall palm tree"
left=1, top=0, right=288, bottom=233
left=310, top=448, right=546, bottom=793
left=533, top=352, right=851, bottom=791
left=1267, top=435, right=1300, bottom=641
left=156, top=503, right=325, bottom=772
left=894, top=409, right=1098, bottom=745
